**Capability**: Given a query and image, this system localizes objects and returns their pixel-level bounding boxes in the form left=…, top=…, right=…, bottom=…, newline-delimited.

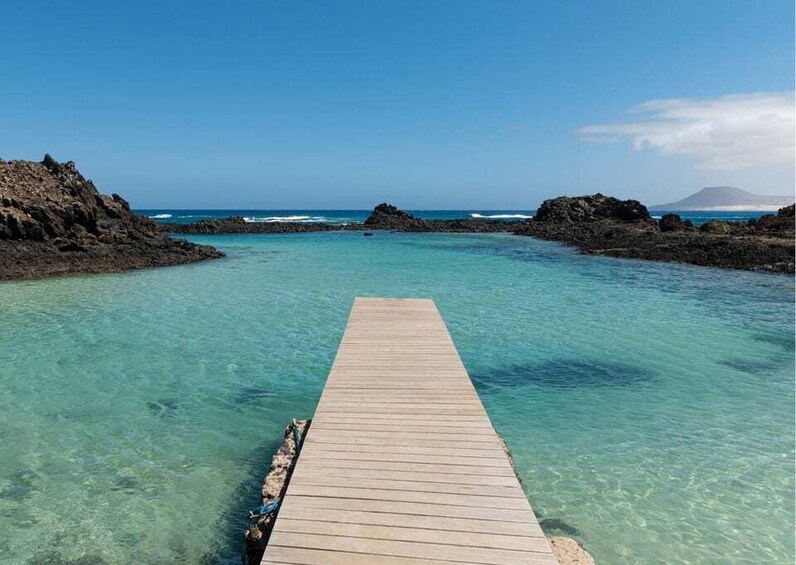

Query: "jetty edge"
left=256, top=297, right=564, bottom=565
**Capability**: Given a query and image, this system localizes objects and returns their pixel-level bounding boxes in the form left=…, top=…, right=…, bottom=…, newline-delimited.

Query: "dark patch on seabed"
left=539, top=518, right=581, bottom=536
left=471, top=359, right=656, bottom=390
left=407, top=237, right=570, bottom=263
left=26, top=551, right=107, bottom=565
left=753, top=331, right=795, bottom=351
left=234, top=385, right=276, bottom=405
left=146, top=398, right=179, bottom=418
left=110, top=475, right=141, bottom=492
left=0, top=468, right=39, bottom=502
left=718, top=353, right=792, bottom=375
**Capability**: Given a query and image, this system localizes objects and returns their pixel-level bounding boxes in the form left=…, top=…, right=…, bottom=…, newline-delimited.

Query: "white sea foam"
left=149, top=214, right=173, bottom=219
left=243, top=215, right=327, bottom=223
left=652, top=215, right=662, bottom=220
left=471, top=213, right=533, bottom=219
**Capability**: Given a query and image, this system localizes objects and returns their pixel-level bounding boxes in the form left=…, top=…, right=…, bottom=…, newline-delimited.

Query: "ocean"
left=0, top=230, right=793, bottom=564
left=138, top=208, right=774, bottom=226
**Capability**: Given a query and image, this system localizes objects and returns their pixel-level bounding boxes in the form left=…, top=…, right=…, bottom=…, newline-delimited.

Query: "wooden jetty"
left=261, top=297, right=557, bottom=564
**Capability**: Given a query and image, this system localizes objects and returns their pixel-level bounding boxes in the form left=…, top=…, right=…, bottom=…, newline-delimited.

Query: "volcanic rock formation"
left=0, top=155, right=222, bottom=280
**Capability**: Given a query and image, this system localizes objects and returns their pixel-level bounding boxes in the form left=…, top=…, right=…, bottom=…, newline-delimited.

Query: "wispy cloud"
left=579, top=92, right=795, bottom=171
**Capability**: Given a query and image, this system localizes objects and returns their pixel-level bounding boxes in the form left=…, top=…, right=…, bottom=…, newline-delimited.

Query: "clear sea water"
left=138, top=208, right=772, bottom=226
left=1, top=231, right=793, bottom=564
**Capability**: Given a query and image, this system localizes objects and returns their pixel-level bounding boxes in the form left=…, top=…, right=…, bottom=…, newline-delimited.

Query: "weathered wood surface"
left=261, top=297, right=557, bottom=564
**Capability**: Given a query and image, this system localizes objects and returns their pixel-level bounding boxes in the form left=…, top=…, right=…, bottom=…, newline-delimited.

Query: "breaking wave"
left=471, top=213, right=533, bottom=219
left=243, top=215, right=327, bottom=223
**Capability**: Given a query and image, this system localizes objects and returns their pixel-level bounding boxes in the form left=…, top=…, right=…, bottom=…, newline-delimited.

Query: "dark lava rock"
left=700, top=220, right=732, bottom=235
left=0, top=155, right=222, bottom=280
left=163, top=215, right=354, bottom=234
left=363, top=203, right=426, bottom=230
left=166, top=203, right=520, bottom=235
left=747, top=204, right=795, bottom=236
left=533, top=193, right=652, bottom=223
left=163, top=196, right=794, bottom=274
left=515, top=194, right=794, bottom=274
left=658, top=213, right=693, bottom=232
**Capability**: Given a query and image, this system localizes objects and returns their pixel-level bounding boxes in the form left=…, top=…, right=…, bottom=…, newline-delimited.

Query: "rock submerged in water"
left=0, top=154, right=222, bottom=280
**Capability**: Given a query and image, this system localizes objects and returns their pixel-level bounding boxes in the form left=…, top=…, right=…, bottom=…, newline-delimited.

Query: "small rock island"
left=517, top=194, right=795, bottom=273
left=0, top=155, right=222, bottom=280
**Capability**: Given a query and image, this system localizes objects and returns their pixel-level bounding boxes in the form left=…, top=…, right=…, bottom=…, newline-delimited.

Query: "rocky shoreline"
left=0, top=156, right=222, bottom=280
left=161, top=203, right=518, bottom=234
left=515, top=194, right=795, bottom=274
left=3, top=156, right=790, bottom=278
left=166, top=199, right=795, bottom=274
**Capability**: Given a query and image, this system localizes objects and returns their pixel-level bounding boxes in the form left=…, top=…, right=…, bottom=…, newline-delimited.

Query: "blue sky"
left=1, top=0, right=793, bottom=209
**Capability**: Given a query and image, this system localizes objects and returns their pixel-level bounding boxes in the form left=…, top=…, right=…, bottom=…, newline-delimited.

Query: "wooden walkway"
left=261, top=297, right=557, bottom=565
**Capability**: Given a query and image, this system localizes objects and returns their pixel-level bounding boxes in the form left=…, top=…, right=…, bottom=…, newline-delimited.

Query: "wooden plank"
left=308, top=423, right=499, bottom=435
left=290, top=459, right=518, bottom=477
left=263, top=545, right=471, bottom=565
left=296, top=451, right=513, bottom=468
left=287, top=475, right=527, bottom=499
left=275, top=519, right=552, bottom=552
left=282, top=496, right=536, bottom=523
left=261, top=298, right=555, bottom=564
left=283, top=485, right=533, bottom=510
left=288, top=466, right=524, bottom=487
left=275, top=505, right=547, bottom=538
left=303, top=442, right=509, bottom=458
left=267, top=531, right=557, bottom=565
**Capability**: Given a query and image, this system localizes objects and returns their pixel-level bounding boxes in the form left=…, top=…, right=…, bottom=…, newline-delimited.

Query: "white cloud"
left=579, top=92, right=795, bottom=171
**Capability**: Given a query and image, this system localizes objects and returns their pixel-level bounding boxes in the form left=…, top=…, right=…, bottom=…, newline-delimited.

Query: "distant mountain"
left=651, top=187, right=795, bottom=211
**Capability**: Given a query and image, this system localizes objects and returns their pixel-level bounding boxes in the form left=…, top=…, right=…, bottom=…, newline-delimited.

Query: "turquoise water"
left=1, top=232, right=793, bottom=564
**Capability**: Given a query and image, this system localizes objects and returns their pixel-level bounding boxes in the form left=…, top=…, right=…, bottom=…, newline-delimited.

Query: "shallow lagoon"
left=1, top=232, right=793, bottom=563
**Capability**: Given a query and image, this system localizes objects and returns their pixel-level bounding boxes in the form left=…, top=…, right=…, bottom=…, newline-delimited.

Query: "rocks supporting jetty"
left=243, top=419, right=310, bottom=565
left=0, top=155, right=222, bottom=280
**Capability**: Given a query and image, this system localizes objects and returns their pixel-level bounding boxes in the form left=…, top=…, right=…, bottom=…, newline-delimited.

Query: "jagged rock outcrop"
left=363, top=202, right=427, bottom=230
left=0, top=155, right=222, bottom=280
left=534, top=193, right=651, bottom=224
left=517, top=196, right=794, bottom=273
left=658, top=213, right=694, bottom=232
